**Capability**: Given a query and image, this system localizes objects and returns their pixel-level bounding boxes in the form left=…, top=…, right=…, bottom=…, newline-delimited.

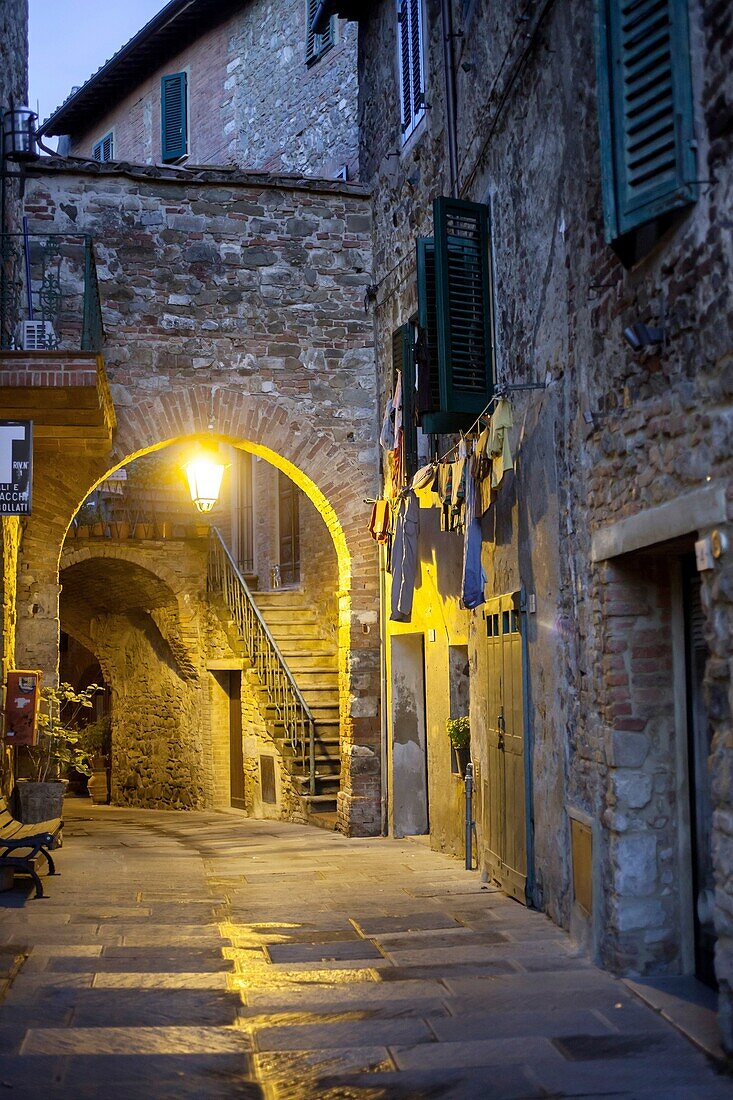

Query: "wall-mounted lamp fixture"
left=623, top=322, right=665, bottom=351
left=2, top=107, right=40, bottom=165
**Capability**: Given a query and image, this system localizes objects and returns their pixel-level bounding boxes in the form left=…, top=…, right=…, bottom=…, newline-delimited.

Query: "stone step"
left=253, top=590, right=310, bottom=608
left=290, top=756, right=341, bottom=775
left=306, top=809, right=339, bottom=830
left=259, top=608, right=319, bottom=626
left=285, top=656, right=338, bottom=673
left=276, top=640, right=335, bottom=656
left=301, top=793, right=338, bottom=815
left=294, top=772, right=340, bottom=793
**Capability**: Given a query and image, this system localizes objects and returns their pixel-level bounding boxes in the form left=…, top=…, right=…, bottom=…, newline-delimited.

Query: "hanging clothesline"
left=434, top=381, right=546, bottom=466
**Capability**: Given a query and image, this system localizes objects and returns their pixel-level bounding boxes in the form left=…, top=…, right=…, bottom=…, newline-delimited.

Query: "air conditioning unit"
left=16, top=320, right=56, bottom=351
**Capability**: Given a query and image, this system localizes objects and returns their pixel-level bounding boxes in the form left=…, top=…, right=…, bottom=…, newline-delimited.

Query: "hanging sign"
left=0, top=420, right=32, bottom=515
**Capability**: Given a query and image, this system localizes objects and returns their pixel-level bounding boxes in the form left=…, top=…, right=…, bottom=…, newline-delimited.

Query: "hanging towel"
left=368, top=499, right=392, bottom=543
left=461, top=455, right=486, bottom=609
left=379, top=397, right=395, bottom=452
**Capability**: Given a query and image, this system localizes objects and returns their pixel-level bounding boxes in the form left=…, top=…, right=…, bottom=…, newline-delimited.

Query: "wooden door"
left=229, top=670, right=245, bottom=809
left=278, top=471, right=300, bottom=586
left=483, top=592, right=527, bottom=902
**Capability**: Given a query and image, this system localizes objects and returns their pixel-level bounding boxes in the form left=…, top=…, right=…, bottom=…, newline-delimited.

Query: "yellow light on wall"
left=184, top=447, right=227, bottom=513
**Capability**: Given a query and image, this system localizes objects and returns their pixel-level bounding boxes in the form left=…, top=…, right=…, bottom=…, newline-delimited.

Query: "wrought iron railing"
left=208, top=527, right=316, bottom=795
left=0, top=232, right=104, bottom=352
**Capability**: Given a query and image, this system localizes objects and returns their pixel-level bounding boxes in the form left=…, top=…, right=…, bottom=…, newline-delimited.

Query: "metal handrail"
left=208, top=526, right=316, bottom=795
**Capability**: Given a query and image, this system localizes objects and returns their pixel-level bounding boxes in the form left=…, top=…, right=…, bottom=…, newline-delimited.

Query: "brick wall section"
left=358, top=0, right=733, bottom=1004
left=66, top=3, right=358, bottom=179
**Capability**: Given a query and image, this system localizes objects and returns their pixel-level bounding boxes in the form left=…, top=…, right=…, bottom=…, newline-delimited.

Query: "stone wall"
left=66, top=3, right=358, bottom=180
left=357, top=0, right=733, bottom=1020
left=22, top=163, right=381, bottom=833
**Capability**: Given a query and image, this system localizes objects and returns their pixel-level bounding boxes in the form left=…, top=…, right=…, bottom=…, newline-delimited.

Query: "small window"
left=92, top=132, right=113, bottom=162
left=397, top=0, right=426, bottom=142
left=595, top=0, right=697, bottom=245
left=306, top=0, right=334, bottom=65
left=161, top=72, right=188, bottom=162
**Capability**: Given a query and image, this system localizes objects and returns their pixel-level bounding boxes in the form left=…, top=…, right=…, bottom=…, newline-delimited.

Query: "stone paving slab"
left=0, top=802, right=730, bottom=1099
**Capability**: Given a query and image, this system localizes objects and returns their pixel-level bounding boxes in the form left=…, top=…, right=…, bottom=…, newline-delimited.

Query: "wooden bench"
left=0, top=795, right=63, bottom=899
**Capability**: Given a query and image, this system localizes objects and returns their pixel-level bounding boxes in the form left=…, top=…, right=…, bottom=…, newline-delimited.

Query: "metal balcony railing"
left=208, top=526, right=316, bottom=796
left=0, top=232, right=104, bottom=353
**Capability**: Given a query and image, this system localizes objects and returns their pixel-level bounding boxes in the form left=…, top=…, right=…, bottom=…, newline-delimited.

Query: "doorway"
left=483, top=592, right=527, bottom=903
left=278, top=471, right=300, bottom=586
left=391, top=634, right=429, bottom=836
left=228, top=670, right=245, bottom=810
left=682, top=558, right=716, bottom=986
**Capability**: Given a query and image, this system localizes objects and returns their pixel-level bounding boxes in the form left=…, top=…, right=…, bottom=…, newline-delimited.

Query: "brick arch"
left=73, top=386, right=377, bottom=596
left=60, top=543, right=188, bottom=604
left=65, top=387, right=381, bottom=834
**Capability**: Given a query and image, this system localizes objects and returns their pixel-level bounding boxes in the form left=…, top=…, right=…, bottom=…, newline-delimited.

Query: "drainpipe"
left=441, top=0, right=460, bottom=199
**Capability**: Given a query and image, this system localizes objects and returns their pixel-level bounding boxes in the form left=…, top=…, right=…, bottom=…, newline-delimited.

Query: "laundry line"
left=434, top=381, right=547, bottom=466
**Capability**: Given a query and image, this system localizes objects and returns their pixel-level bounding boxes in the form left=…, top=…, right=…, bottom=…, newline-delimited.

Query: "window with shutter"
left=397, top=0, right=426, bottom=143
left=161, top=72, right=188, bottom=163
left=595, top=0, right=697, bottom=242
left=306, top=0, right=334, bottom=65
left=393, top=323, right=419, bottom=480
left=92, top=132, right=113, bottom=162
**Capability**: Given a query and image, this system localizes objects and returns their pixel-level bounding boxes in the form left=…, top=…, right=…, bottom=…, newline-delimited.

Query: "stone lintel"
left=591, top=483, right=728, bottom=562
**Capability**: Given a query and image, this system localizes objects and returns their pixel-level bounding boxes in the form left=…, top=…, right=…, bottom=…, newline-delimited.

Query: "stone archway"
left=29, top=391, right=381, bottom=833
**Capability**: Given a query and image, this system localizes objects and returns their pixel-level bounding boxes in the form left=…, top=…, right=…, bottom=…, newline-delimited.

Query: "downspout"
left=441, top=0, right=460, bottom=199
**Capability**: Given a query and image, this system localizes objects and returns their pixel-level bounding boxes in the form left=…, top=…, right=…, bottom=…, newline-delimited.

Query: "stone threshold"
left=623, top=975, right=727, bottom=1065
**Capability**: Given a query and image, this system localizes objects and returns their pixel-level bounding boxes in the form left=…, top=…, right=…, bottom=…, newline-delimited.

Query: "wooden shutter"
left=393, top=324, right=418, bottom=480
left=596, top=0, right=697, bottom=241
left=161, top=72, right=188, bottom=162
left=307, top=0, right=334, bottom=65
left=93, top=133, right=113, bottom=162
left=434, top=196, right=494, bottom=419
left=398, top=0, right=425, bottom=140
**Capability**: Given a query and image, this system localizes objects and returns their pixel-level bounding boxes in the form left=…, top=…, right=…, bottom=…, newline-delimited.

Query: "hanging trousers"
left=390, top=489, right=420, bottom=623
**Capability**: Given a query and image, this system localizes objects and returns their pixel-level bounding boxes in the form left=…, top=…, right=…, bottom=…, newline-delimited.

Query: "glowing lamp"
left=184, top=448, right=226, bottom=513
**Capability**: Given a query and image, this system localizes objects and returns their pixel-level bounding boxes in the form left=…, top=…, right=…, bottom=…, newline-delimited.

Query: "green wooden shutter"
left=161, top=72, right=188, bottom=162
left=393, top=323, right=418, bottom=479
left=93, top=132, right=113, bottom=162
left=306, top=0, right=334, bottom=65
left=434, top=196, right=494, bottom=420
left=398, top=2, right=413, bottom=135
left=596, top=0, right=697, bottom=241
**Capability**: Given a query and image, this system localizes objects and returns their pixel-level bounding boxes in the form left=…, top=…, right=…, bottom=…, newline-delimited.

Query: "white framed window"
left=397, top=0, right=426, bottom=143
left=92, top=131, right=114, bottom=162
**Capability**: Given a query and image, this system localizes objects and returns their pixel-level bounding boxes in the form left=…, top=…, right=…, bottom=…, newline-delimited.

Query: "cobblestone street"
left=0, top=805, right=728, bottom=1098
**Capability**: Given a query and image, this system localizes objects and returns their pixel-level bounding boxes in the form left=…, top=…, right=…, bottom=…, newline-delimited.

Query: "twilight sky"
left=29, top=0, right=168, bottom=125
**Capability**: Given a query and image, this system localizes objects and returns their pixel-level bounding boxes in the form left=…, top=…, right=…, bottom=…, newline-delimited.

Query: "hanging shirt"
left=379, top=398, right=395, bottom=452
left=489, top=398, right=514, bottom=490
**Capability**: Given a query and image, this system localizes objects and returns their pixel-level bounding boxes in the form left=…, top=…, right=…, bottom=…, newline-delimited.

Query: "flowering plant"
left=446, top=715, right=470, bottom=749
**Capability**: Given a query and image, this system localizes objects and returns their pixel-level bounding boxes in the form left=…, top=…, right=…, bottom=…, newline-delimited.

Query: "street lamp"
left=184, top=444, right=227, bottom=514
left=2, top=107, right=40, bottom=164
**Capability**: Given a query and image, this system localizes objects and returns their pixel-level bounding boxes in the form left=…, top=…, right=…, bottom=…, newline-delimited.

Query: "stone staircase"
left=252, top=590, right=340, bottom=826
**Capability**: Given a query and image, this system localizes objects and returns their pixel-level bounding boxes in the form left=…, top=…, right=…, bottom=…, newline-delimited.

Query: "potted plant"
left=78, top=713, right=111, bottom=804
left=447, top=715, right=471, bottom=778
left=16, top=683, right=101, bottom=823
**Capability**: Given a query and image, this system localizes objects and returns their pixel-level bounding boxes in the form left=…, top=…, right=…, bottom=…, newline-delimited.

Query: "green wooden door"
left=483, top=592, right=527, bottom=903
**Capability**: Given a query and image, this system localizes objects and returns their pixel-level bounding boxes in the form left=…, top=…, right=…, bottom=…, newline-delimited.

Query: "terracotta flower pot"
left=15, top=779, right=67, bottom=824
left=91, top=522, right=105, bottom=538
left=110, top=521, right=130, bottom=540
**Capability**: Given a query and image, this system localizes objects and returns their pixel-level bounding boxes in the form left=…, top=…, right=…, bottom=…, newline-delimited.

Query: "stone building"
left=1, top=1, right=381, bottom=835
left=41, top=0, right=359, bottom=180
left=316, top=0, right=733, bottom=1046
